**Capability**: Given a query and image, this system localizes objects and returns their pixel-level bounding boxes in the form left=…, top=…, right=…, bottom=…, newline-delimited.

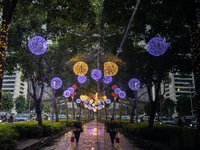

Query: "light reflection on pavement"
left=39, top=119, right=147, bottom=150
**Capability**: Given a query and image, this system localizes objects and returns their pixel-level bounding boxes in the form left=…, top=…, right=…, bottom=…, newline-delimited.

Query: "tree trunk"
left=105, top=106, right=107, bottom=120
left=72, top=97, right=75, bottom=119
left=64, top=98, right=69, bottom=122
left=119, top=99, right=124, bottom=124
left=0, top=0, right=18, bottom=107
left=149, top=102, right=156, bottom=128
left=35, top=101, right=43, bottom=127
left=130, top=99, right=136, bottom=124
left=112, top=97, right=116, bottom=118
left=54, top=98, right=59, bottom=122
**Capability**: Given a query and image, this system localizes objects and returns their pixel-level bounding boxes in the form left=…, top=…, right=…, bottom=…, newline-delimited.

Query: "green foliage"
left=15, top=95, right=26, bottom=113
left=25, top=99, right=35, bottom=111
left=144, top=102, right=151, bottom=116
left=138, top=107, right=144, bottom=115
left=176, top=95, right=195, bottom=116
left=1, top=92, right=14, bottom=112
left=163, top=98, right=175, bottom=117
left=43, top=104, right=51, bottom=113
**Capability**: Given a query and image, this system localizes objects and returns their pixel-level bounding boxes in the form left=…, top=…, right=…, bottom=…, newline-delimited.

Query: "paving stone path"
left=39, top=120, right=147, bottom=150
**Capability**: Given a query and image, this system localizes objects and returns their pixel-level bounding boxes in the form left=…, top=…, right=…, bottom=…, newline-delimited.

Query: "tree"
left=176, top=95, right=195, bottom=117
left=163, top=98, right=175, bottom=117
left=144, top=102, right=151, bottom=116
left=1, top=92, right=13, bottom=112
left=25, top=99, right=35, bottom=111
left=138, top=107, right=144, bottom=115
left=43, top=104, right=51, bottom=113
left=15, top=95, right=26, bottom=113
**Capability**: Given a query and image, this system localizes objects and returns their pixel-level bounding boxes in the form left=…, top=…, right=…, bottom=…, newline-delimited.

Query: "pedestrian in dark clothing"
left=73, top=117, right=82, bottom=144
left=107, top=118, right=118, bottom=145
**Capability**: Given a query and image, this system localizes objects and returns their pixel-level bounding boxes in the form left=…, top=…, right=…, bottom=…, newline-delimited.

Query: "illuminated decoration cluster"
left=106, top=99, right=111, bottom=104
left=128, top=78, right=141, bottom=90
left=119, top=91, right=126, bottom=98
left=73, top=62, right=88, bottom=76
left=91, top=69, right=102, bottom=80
left=83, top=101, right=88, bottom=105
left=112, top=92, right=118, bottom=98
left=51, top=77, right=62, bottom=89
left=77, top=75, right=87, bottom=83
left=72, top=84, right=77, bottom=89
left=68, top=87, right=74, bottom=93
left=147, top=37, right=168, bottom=56
left=63, top=90, right=71, bottom=98
left=114, top=88, right=121, bottom=94
left=76, top=99, right=81, bottom=104
left=104, top=62, right=118, bottom=76
left=71, top=92, right=76, bottom=97
left=103, top=75, right=112, bottom=84
left=80, top=95, right=88, bottom=101
left=28, top=36, right=48, bottom=55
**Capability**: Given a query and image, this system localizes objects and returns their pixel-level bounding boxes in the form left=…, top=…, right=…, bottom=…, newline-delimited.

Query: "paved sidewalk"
left=39, top=120, right=147, bottom=150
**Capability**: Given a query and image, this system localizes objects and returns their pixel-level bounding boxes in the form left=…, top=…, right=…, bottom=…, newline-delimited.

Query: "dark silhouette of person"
left=107, top=117, right=117, bottom=145
left=73, top=117, right=82, bottom=144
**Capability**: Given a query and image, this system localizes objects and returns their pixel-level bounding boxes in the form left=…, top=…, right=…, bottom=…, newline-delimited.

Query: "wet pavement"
left=38, top=120, right=147, bottom=150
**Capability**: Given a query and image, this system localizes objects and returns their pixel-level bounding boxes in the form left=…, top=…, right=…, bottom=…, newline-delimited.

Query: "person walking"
left=73, top=117, right=82, bottom=144
left=107, top=118, right=118, bottom=145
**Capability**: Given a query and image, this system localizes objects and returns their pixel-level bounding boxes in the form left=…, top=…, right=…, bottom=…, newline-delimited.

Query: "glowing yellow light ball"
left=102, top=95, right=107, bottom=101
left=80, top=95, right=85, bottom=101
left=92, top=103, right=95, bottom=107
left=90, top=99, right=94, bottom=103
left=85, top=105, right=88, bottom=108
left=73, top=62, right=88, bottom=75
left=100, top=97, right=104, bottom=102
left=104, top=62, right=118, bottom=76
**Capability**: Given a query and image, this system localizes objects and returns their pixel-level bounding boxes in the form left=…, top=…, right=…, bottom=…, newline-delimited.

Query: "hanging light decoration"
left=51, top=77, right=62, bottom=89
left=147, top=37, right=168, bottom=56
left=97, top=101, right=101, bottom=105
left=63, top=90, right=71, bottom=98
left=103, top=75, right=112, bottom=84
left=73, top=61, right=88, bottom=75
left=91, top=69, right=102, bottom=80
left=106, top=99, right=111, bottom=104
left=76, top=99, right=81, bottom=103
left=71, top=92, right=76, bottom=97
left=112, top=85, right=117, bottom=90
left=28, top=36, right=48, bottom=55
left=89, top=101, right=92, bottom=105
left=77, top=75, right=87, bottom=83
left=92, top=103, right=95, bottom=107
left=112, top=92, right=118, bottom=98
left=83, top=101, right=88, bottom=105
left=119, top=91, right=126, bottom=98
left=114, top=88, right=121, bottom=94
left=128, top=78, right=141, bottom=90
left=104, top=62, right=118, bottom=76
left=72, top=84, right=77, bottom=89
left=68, top=87, right=74, bottom=93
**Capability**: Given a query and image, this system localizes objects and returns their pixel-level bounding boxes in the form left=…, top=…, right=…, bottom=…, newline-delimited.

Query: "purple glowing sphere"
left=28, top=36, right=48, bottom=55
left=83, top=101, right=88, bottom=105
left=147, top=37, right=168, bottom=56
left=119, top=91, right=126, bottom=98
left=97, top=101, right=101, bottom=105
left=103, top=75, right=112, bottom=84
left=89, top=101, right=92, bottom=105
left=91, top=107, right=94, bottom=110
left=114, top=88, right=121, bottom=94
left=77, top=75, right=87, bottom=83
left=51, top=77, right=62, bottom=89
left=128, top=78, right=141, bottom=90
left=106, top=99, right=111, bottom=104
left=91, top=69, right=102, bottom=80
left=76, top=99, right=81, bottom=103
left=63, top=90, right=71, bottom=98
left=68, top=87, right=74, bottom=93
left=87, top=105, right=91, bottom=109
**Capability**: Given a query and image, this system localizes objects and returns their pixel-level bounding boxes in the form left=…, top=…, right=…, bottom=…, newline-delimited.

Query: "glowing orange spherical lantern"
left=104, top=62, right=118, bottom=76
left=73, top=62, right=88, bottom=76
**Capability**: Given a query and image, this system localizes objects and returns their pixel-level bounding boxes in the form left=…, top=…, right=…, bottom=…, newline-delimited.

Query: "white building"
left=3, top=70, right=28, bottom=114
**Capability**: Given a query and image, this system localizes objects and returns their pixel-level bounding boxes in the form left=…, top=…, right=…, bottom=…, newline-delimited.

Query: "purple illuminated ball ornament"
left=83, top=101, right=88, bottom=105
left=91, top=107, right=94, bottom=110
left=68, top=87, right=74, bottom=93
left=63, top=90, right=71, bottom=98
left=103, top=75, right=112, bottom=84
left=89, top=101, right=92, bottom=105
left=102, top=102, right=105, bottom=105
left=87, top=105, right=91, bottom=109
left=100, top=105, right=103, bottom=109
left=106, top=99, right=111, bottom=104
left=91, top=69, right=102, bottom=80
left=147, top=37, right=168, bottom=56
left=129, top=78, right=141, bottom=90
left=77, top=75, right=87, bottom=83
left=51, top=77, right=62, bottom=89
left=28, top=36, right=48, bottom=55
left=76, top=99, right=81, bottom=104
left=97, top=101, right=101, bottom=105
left=114, top=88, right=121, bottom=94
left=119, top=91, right=126, bottom=98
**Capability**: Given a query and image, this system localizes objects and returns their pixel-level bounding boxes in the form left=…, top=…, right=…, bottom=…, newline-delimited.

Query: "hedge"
left=0, top=118, right=94, bottom=150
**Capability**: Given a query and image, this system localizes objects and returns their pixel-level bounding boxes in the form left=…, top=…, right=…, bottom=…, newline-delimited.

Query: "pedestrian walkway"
left=39, top=120, right=146, bottom=150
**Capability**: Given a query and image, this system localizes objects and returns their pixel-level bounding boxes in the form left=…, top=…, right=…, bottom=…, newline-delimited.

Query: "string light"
left=76, top=99, right=81, bottom=103
left=114, top=88, right=121, bottom=94
left=28, top=36, right=48, bottom=55
left=119, top=91, right=126, bottom=98
left=63, top=90, right=71, bottom=98
left=104, top=62, right=118, bottom=76
left=106, top=99, right=111, bottom=104
left=68, top=87, right=74, bottom=93
left=73, top=62, right=88, bottom=76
